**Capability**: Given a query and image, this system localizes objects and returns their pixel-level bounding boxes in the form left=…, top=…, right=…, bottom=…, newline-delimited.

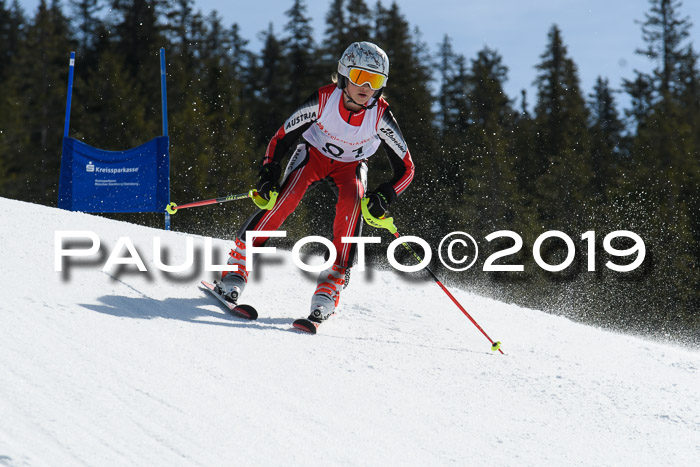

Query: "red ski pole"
left=165, top=189, right=279, bottom=214
left=360, top=198, right=503, bottom=354
left=166, top=192, right=251, bottom=214
left=391, top=231, right=503, bottom=354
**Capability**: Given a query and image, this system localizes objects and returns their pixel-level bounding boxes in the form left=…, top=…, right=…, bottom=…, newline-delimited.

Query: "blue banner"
left=58, top=136, right=170, bottom=213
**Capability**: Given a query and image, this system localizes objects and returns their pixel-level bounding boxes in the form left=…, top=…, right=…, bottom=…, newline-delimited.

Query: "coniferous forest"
left=1, top=0, right=698, bottom=343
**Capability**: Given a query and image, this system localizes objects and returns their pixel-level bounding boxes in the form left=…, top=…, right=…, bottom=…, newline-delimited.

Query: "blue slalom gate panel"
left=57, top=136, right=170, bottom=213
left=58, top=49, right=171, bottom=227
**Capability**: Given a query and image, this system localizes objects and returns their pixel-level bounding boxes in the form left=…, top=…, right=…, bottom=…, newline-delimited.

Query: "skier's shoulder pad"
left=319, top=83, right=337, bottom=96
left=284, top=89, right=323, bottom=131
left=376, top=96, right=391, bottom=113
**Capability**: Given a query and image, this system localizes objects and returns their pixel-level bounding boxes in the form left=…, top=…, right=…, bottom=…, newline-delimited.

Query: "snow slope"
left=0, top=197, right=698, bottom=466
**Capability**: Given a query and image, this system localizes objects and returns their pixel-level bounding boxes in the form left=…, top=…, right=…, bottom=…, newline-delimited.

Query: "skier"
left=216, top=41, right=414, bottom=327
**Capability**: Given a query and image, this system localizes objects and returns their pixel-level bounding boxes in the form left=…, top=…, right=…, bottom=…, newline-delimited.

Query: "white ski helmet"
left=337, top=41, right=389, bottom=96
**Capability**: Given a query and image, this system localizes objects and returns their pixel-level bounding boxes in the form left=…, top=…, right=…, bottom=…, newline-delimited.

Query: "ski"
left=292, top=318, right=320, bottom=334
left=200, top=280, right=258, bottom=320
left=292, top=308, right=337, bottom=334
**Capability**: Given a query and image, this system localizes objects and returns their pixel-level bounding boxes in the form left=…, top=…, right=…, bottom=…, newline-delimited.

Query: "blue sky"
left=19, top=0, right=700, bottom=111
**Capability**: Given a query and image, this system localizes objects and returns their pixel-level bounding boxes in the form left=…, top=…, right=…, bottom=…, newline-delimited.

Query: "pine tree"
left=228, top=23, right=252, bottom=78
left=679, top=46, right=700, bottom=318
left=345, top=0, right=372, bottom=43
left=320, top=0, right=348, bottom=70
left=618, top=0, right=700, bottom=331
left=433, top=35, right=469, bottom=207
left=622, top=73, right=654, bottom=133
left=164, top=10, right=212, bottom=229
left=623, top=1, right=693, bottom=173
left=513, top=89, right=537, bottom=205
left=108, top=0, right=164, bottom=101
left=163, top=0, right=196, bottom=68
left=161, top=0, right=205, bottom=119
left=72, top=49, right=155, bottom=149
left=160, top=6, right=256, bottom=233
left=1, top=0, right=74, bottom=203
left=205, top=12, right=256, bottom=194
left=251, top=23, right=288, bottom=142
left=636, top=0, right=692, bottom=100
left=283, top=0, right=318, bottom=107
left=510, top=89, right=539, bottom=237
left=0, top=0, right=26, bottom=195
left=532, top=24, right=592, bottom=229
left=372, top=2, right=435, bottom=152
left=587, top=76, right=624, bottom=201
left=226, top=23, right=258, bottom=116
left=624, top=0, right=696, bottom=214
left=461, top=47, right=520, bottom=234
left=68, top=0, right=103, bottom=56
left=373, top=2, right=432, bottom=127
left=319, top=0, right=372, bottom=82
left=435, top=35, right=457, bottom=132
left=372, top=2, right=437, bottom=238
left=677, top=46, right=700, bottom=223
left=0, top=0, right=25, bottom=81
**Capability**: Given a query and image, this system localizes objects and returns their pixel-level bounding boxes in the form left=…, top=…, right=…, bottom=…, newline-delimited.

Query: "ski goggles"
left=347, top=68, right=387, bottom=90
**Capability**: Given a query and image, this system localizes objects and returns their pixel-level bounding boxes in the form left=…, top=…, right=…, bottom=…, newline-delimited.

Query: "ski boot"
left=217, top=237, right=249, bottom=304
left=294, top=264, right=349, bottom=333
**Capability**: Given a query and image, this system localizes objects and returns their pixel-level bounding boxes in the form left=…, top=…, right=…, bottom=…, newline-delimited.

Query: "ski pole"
left=360, top=198, right=503, bottom=354
left=391, top=230, right=503, bottom=354
left=166, top=189, right=279, bottom=214
left=166, top=192, right=252, bottom=214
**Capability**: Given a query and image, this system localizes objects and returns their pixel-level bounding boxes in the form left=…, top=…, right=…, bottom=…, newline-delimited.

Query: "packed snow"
left=0, top=197, right=698, bottom=466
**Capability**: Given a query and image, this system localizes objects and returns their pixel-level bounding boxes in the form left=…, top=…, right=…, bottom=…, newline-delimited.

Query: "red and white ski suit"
left=236, top=84, right=414, bottom=268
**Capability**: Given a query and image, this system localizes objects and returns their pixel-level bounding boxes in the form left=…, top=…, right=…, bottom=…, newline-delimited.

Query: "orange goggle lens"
left=347, top=68, right=387, bottom=90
